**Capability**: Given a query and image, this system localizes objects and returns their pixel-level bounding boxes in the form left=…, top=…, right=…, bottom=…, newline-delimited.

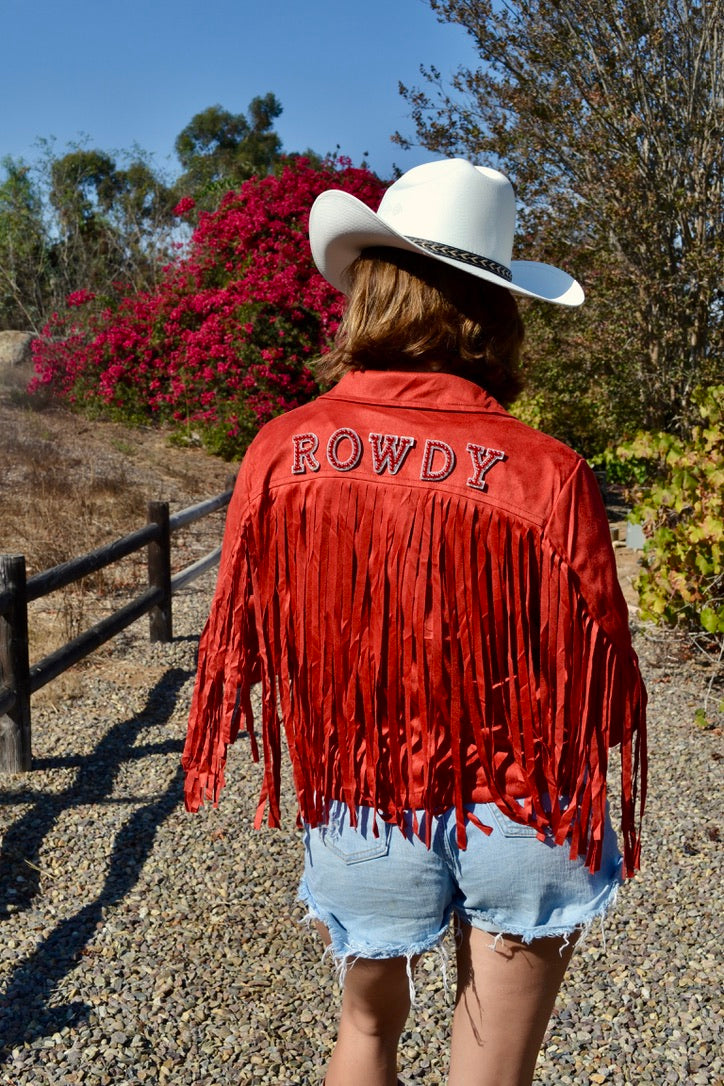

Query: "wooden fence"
left=0, top=485, right=234, bottom=774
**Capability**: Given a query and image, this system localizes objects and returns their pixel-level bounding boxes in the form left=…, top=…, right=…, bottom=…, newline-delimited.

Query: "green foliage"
left=50, top=149, right=121, bottom=221
left=0, top=157, right=49, bottom=329
left=587, top=446, right=651, bottom=489
left=511, top=302, right=641, bottom=455
left=397, top=0, right=724, bottom=442
left=693, top=706, right=720, bottom=731
left=46, top=144, right=177, bottom=299
left=180, top=402, right=262, bottom=461
left=618, top=386, right=724, bottom=641
left=508, top=389, right=545, bottom=431
left=173, top=94, right=284, bottom=214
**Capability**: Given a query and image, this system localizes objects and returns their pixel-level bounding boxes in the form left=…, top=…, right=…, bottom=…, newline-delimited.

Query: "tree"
left=0, top=158, right=49, bottom=330
left=106, top=157, right=179, bottom=290
left=31, top=157, right=387, bottom=458
left=47, top=147, right=176, bottom=303
left=174, top=94, right=284, bottom=212
left=0, top=95, right=291, bottom=334
left=396, top=0, right=723, bottom=449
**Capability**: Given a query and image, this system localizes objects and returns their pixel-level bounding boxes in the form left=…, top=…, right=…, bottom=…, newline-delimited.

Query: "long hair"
left=315, top=247, right=525, bottom=406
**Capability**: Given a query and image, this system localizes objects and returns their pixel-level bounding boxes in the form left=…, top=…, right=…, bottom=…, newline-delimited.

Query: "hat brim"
left=309, top=189, right=584, bottom=307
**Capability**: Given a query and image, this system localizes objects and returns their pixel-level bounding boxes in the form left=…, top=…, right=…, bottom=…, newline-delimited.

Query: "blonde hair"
left=315, top=247, right=525, bottom=406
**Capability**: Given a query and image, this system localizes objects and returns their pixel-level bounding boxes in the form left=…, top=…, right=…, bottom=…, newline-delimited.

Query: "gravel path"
left=1, top=566, right=722, bottom=1085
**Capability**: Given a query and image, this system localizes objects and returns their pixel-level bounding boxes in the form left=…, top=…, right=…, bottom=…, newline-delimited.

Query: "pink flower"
left=30, top=156, right=387, bottom=458
left=66, top=289, right=96, bottom=308
left=173, top=196, right=196, bottom=217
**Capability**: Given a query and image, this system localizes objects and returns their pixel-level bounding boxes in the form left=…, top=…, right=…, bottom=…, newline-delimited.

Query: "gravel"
left=1, top=567, right=722, bottom=1085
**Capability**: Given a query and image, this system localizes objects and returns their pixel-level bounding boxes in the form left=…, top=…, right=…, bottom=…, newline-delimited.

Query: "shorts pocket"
left=488, top=803, right=540, bottom=839
left=321, top=822, right=392, bottom=865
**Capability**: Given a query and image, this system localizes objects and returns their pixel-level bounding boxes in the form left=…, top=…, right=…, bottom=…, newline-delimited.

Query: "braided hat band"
left=406, top=236, right=513, bottom=283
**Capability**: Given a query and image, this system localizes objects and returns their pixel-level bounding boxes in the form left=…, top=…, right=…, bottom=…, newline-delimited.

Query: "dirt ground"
left=0, top=373, right=234, bottom=700
left=0, top=386, right=232, bottom=558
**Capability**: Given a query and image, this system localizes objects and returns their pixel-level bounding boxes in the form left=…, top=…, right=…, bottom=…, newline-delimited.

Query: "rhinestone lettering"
left=291, top=432, right=320, bottom=474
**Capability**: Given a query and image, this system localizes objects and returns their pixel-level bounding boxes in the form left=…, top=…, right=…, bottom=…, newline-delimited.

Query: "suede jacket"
left=183, top=370, right=647, bottom=875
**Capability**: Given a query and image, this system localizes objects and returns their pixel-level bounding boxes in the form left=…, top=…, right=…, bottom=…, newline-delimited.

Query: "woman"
left=183, top=159, right=647, bottom=1086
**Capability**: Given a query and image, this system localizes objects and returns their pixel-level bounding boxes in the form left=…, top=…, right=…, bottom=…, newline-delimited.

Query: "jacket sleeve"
left=544, top=457, right=645, bottom=745
left=543, top=457, right=647, bottom=874
left=181, top=455, right=262, bottom=812
left=547, top=460, right=632, bottom=646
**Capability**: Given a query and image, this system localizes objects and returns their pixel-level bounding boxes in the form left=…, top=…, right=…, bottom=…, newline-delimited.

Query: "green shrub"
left=618, top=386, right=724, bottom=641
left=587, top=445, right=652, bottom=489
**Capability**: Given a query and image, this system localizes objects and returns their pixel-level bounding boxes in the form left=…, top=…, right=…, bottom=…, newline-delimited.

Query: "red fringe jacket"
left=183, top=370, right=647, bottom=876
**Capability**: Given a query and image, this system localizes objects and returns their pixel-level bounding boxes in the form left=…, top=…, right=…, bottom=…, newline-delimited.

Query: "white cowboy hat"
left=309, top=158, right=584, bottom=307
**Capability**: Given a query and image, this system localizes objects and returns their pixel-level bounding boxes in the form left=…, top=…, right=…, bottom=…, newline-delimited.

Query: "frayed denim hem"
left=455, top=879, right=621, bottom=954
left=297, top=877, right=450, bottom=1003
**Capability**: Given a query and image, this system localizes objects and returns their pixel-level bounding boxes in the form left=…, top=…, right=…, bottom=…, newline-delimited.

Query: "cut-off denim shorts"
left=299, top=801, right=623, bottom=969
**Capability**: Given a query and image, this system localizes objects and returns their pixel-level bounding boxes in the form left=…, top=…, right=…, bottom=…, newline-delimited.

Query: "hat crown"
left=308, top=156, right=584, bottom=306
left=376, top=159, right=516, bottom=270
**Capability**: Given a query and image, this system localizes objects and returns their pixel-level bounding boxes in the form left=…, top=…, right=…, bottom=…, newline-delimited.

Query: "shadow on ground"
left=0, top=667, right=191, bottom=1057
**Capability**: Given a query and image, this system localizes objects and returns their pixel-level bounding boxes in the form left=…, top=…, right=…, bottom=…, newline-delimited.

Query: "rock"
left=0, top=330, right=35, bottom=393
left=0, top=330, right=33, bottom=368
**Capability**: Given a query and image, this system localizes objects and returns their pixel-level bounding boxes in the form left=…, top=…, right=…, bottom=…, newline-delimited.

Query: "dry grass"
left=0, top=387, right=232, bottom=698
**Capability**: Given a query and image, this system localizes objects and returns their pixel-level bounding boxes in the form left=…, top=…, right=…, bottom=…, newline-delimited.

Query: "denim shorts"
left=299, top=801, right=623, bottom=964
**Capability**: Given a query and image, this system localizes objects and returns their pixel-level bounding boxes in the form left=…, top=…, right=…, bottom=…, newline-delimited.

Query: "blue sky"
left=1, top=0, right=479, bottom=181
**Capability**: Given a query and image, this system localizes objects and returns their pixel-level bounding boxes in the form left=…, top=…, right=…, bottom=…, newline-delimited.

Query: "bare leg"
left=316, top=922, right=411, bottom=1086
left=448, top=921, right=577, bottom=1086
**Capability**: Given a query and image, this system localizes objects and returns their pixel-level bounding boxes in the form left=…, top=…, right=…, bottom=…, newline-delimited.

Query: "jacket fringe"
left=183, top=482, right=646, bottom=877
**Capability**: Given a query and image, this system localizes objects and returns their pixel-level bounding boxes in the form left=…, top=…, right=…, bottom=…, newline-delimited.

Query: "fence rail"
left=24, top=524, right=158, bottom=602
left=0, top=485, right=234, bottom=774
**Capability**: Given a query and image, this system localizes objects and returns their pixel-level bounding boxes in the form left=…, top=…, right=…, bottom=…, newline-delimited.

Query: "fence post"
left=0, top=555, right=32, bottom=772
left=147, top=501, right=172, bottom=642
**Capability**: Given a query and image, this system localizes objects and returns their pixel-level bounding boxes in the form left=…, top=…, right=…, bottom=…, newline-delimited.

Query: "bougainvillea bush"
left=31, top=158, right=386, bottom=458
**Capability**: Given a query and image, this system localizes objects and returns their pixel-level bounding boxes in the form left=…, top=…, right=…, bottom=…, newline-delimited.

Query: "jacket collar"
left=324, top=368, right=511, bottom=415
